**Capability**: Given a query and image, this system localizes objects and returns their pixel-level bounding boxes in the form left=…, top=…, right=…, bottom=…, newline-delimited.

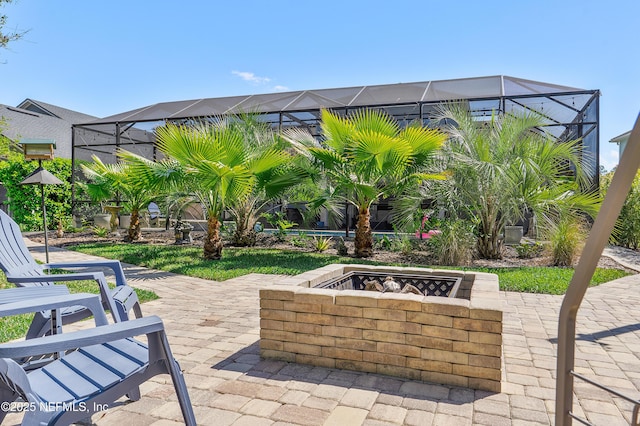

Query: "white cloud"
left=232, top=71, right=271, bottom=85
left=600, top=146, right=620, bottom=173
left=272, top=85, right=289, bottom=92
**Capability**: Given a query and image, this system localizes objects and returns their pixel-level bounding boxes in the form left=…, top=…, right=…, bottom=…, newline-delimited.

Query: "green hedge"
left=0, top=156, right=73, bottom=231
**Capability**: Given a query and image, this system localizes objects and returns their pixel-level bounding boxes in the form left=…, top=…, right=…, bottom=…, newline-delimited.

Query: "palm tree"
left=122, top=117, right=298, bottom=259
left=434, top=104, right=600, bottom=259
left=81, top=155, right=156, bottom=241
left=284, top=109, right=446, bottom=258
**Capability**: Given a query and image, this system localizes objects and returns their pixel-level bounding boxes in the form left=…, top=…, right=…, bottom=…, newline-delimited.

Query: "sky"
left=1, top=0, right=638, bottom=171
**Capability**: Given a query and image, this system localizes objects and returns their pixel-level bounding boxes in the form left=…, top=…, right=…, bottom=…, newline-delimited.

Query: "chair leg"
left=25, top=312, right=50, bottom=339
left=159, top=332, right=196, bottom=425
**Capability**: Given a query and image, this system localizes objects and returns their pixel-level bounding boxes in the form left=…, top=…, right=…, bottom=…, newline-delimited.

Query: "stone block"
left=335, top=337, right=376, bottom=352
left=405, top=335, right=452, bottom=351
left=322, top=346, right=363, bottom=361
left=261, top=349, right=296, bottom=362
left=260, top=299, right=284, bottom=309
left=377, top=294, right=423, bottom=311
left=422, top=297, right=470, bottom=317
left=260, top=287, right=298, bottom=301
left=296, top=354, right=336, bottom=369
left=260, top=319, right=283, bottom=331
left=322, top=304, right=363, bottom=317
left=363, top=307, right=406, bottom=322
left=422, top=325, right=468, bottom=342
left=468, top=377, right=501, bottom=392
left=363, top=329, right=406, bottom=344
left=346, top=317, right=378, bottom=329
left=283, top=321, right=322, bottom=335
left=296, top=312, right=335, bottom=325
left=363, top=351, right=406, bottom=367
left=260, top=329, right=297, bottom=343
left=452, top=364, right=501, bottom=381
left=422, top=371, right=469, bottom=388
left=376, top=319, right=422, bottom=335
left=283, top=341, right=322, bottom=356
left=260, top=309, right=296, bottom=322
left=294, top=288, right=336, bottom=305
left=469, top=354, right=501, bottom=370
left=452, top=318, right=501, bottom=333
left=406, top=311, right=453, bottom=327
left=406, top=358, right=452, bottom=374
left=468, top=331, right=502, bottom=346
left=284, top=301, right=323, bottom=314
left=452, top=341, right=501, bottom=357
left=335, top=291, right=380, bottom=307
left=301, top=334, right=335, bottom=347
left=421, top=348, right=468, bottom=365
left=322, top=325, right=363, bottom=339
left=377, top=364, right=422, bottom=381
left=377, top=342, right=421, bottom=358
left=259, top=339, right=283, bottom=351
left=336, top=359, right=377, bottom=374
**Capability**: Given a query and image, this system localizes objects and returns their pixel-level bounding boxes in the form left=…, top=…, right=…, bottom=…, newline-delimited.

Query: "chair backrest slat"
left=0, top=210, right=46, bottom=282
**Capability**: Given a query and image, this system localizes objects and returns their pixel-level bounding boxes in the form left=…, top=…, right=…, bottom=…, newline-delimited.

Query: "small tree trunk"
left=127, top=210, right=142, bottom=242
left=204, top=216, right=223, bottom=260
left=354, top=206, right=373, bottom=258
left=477, top=223, right=502, bottom=259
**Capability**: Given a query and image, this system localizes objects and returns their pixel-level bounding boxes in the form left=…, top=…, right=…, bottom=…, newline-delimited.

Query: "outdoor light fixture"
left=20, top=138, right=56, bottom=160
left=19, top=138, right=62, bottom=263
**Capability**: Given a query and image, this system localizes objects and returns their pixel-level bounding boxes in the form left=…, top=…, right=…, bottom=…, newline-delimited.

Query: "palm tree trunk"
left=204, top=216, right=223, bottom=259
left=354, top=206, right=373, bottom=258
left=127, top=210, right=142, bottom=242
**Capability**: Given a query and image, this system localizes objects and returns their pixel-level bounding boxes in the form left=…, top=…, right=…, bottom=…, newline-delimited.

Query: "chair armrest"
left=44, top=260, right=128, bottom=287
left=0, top=285, right=70, bottom=304
left=0, top=293, right=109, bottom=326
left=0, top=316, right=165, bottom=359
left=8, top=271, right=107, bottom=284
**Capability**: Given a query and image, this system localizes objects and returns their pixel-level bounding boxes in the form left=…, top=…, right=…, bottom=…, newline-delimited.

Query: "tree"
left=123, top=117, right=297, bottom=259
left=284, top=109, right=446, bottom=258
left=81, top=155, right=157, bottom=241
left=434, top=104, right=600, bottom=259
left=1, top=0, right=27, bottom=52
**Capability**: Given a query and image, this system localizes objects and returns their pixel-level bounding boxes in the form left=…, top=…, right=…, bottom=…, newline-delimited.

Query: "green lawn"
left=70, top=242, right=631, bottom=295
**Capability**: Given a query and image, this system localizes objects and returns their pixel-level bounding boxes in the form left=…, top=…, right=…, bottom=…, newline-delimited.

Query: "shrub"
left=291, top=231, right=310, bottom=248
left=262, top=212, right=296, bottom=242
left=335, top=236, right=348, bottom=255
left=550, top=215, right=585, bottom=267
left=92, top=226, right=109, bottom=238
left=427, top=219, right=476, bottom=266
left=0, top=157, right=73, bottom=231
left=602, top=170, right=640, bottom=249
left=313, top=236, right=332, bottom=252
left=515, top=242, right=545, bottom=259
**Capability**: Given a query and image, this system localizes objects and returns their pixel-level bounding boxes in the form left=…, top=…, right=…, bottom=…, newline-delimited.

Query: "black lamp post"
left=18, top=139, right=62, bottom=263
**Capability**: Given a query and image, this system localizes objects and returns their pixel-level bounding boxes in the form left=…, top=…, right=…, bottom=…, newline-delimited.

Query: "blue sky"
left=1, top=0, right=638, bottom=171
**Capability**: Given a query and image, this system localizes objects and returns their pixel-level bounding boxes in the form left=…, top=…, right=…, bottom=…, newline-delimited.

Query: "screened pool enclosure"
left=71, top=75, right=600, bottom=219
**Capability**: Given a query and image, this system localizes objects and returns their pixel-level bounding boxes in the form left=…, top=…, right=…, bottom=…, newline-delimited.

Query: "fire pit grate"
left=313, top=271, right=462, bottom=298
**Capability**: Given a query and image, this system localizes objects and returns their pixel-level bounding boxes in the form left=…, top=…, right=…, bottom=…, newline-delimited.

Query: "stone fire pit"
left=259, top=264, right=502, bottom=392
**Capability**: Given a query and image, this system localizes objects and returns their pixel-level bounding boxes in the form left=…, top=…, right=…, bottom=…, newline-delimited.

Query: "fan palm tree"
left=284, top=109, right=446, bottom=257
left=121, top=117, right=299, bottom=259
left=434, top=104, right=600, bottom=259
left=81, top=155, right=156, bottom=241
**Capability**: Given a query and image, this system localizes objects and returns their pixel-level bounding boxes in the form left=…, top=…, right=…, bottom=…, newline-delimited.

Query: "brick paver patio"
left=5, top=241, right=640, bottom=425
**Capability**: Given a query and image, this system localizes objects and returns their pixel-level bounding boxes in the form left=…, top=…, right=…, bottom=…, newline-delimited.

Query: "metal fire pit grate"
left=314, top=271, right=462, bottom=298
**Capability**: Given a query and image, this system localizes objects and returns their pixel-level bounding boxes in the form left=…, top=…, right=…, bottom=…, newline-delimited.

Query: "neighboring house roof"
left=0, top=99, right=98, bottom=159
left=610, top=130, right=631, bottom=144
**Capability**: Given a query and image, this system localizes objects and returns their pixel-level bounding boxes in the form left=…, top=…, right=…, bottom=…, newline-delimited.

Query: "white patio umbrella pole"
left=556, top=112, right=640, bottom=425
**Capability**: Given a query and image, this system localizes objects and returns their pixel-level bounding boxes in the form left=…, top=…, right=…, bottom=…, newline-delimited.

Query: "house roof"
left=610, top=130, right=631, bottom=144
left=1, top=100, right=98, bottom=159
left=81, top=75, right=588, bottom=126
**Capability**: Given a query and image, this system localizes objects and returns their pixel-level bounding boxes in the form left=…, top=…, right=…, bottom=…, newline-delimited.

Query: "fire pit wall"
left=259, top=264, right=502, bottom=392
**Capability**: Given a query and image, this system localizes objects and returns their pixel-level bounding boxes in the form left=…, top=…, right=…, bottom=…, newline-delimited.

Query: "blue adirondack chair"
left=0, top=209, right=142, bottom=339
left=0, top=287, right=196, bottom=425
